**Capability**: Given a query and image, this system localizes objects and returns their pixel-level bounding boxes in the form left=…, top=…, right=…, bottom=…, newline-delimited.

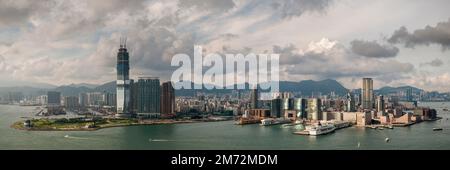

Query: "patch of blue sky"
left=0, top=27, right=21, bottom=45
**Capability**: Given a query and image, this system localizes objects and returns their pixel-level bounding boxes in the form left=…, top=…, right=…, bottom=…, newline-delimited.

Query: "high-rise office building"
left=362, top=78, right=374, bottom=109
left=79, top=93, right=88, bottom=108
left=7, top=92, right=23, bottom=103
left=105, top=92, right=117, bottom=107
left=270, top=98, right=282, bottom=118
left=116, top=38, right=131, bottom=117
left=377, top=95, right=385, bottom=116
left=131, top=79, right=138, bottom=113
left=346, top=91, right=356, bottom=112
left=87, top=92, right=105, bottom=106
left=47, top=91, right=61, bottom=115
left=282, top=98, right=294, bottom=110
left=406, top=88, right=413, bottom=102
left=161, top=81, right=175, bottom=114
left=307, top=98, right=322, bottom=121
left=391, top=95, right=400, bottom=107
left=37, top=95, right=47, bottom=105
left=294, top=98, right=307, bottom=119
left=137, top=77, right=161, bottom=114
left=64, top=96, right=79, bottom=111
left=47, top=91, right=61, bottom=106
left=250, top=88, right=259, bottom=109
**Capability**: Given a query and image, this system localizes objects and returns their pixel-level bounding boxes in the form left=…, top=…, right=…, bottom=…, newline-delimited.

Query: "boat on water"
left=370, top=126, right=377, bottom=129
left=378, top=127, right=384, bottom=130
left=299, top=122, right=336, bottom=136
left=260, top=118, right=291, bottom=126
left=333, top=121, right=351, bottom=129
left=386, top=125, right=394, bottom=129
left=385, top=138, right=390, bottom=143
left=433, top=128, right=443, bottom=131
left=281, top=120, right=304, bottom=128
left=443, top=108, right=449, bottom=111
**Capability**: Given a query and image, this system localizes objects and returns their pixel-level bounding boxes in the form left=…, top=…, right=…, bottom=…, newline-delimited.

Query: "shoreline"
left=11, top=118, right=232, bottom=132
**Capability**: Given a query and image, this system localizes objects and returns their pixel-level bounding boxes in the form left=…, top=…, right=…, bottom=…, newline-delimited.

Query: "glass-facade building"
left=161, top=81, right=175, bottom=114
left=307, top=98, right=322, bottom=120
left=47, top=91, right=61, bottom=106
left=116, top=41, right=131, bottom=116
left=294, top=98, right=307, bottom=119
left=362, top=78, right=374, bottom=109
left=271, top=98, right=282, bottom=118
left=137, top=77, right=161, bottom=114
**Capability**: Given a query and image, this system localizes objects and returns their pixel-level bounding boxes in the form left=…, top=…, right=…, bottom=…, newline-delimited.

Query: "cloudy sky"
left=0, top=0, right=450, bottom=92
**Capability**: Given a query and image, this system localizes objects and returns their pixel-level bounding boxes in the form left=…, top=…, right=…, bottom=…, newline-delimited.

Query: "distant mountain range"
left=375, top=86, right=423, bottom=95
left=0, top=79, right=425, bottom=97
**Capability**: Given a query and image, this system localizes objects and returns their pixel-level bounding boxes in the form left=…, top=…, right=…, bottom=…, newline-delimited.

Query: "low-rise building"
left=284, top=110, right=297, bottom=121
left=343, top=112, right=358, bottom=123
left=249, top=109, right=271, bottom=119
left=356, top=112, right=372, bottom=126
left=393, top=112, right=413, bottom=125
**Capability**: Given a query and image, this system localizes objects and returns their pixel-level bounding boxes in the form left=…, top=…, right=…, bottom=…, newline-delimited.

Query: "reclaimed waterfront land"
left=11, top=117, right=223, bottom=131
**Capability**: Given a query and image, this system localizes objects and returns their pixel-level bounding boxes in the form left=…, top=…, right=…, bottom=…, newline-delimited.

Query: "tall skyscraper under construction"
left=116, top=38, right=131, bottom=117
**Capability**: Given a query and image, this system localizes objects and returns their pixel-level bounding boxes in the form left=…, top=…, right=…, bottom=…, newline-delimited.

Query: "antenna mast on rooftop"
left=119, top=36, right=127, bottom=48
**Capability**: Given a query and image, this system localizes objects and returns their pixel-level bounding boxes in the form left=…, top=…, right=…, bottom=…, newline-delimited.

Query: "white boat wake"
left=149, top=138, right=174, bottom=142
left=64, top=135, right=90, bottom=140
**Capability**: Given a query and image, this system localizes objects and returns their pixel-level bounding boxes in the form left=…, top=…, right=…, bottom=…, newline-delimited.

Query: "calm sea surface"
left=1, top=102, right=450, bottom=150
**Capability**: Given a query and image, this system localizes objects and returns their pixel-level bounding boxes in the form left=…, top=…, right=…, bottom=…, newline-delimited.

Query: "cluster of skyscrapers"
left=115, top=39, right=175, bottom=118
left=248, top=88, right=322, bottom=121
left=240, top=77, right=438, bottom=127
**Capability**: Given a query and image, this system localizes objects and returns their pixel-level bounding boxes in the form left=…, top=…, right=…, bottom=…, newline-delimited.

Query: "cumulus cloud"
left=405, top=71, right=450, bottom=92
left=275, top=38, right=414, bottom=85
left=388, top=18, right=450, bottom=50
left=420, top=58, right=444, bottom=67
left=0, top=0, right=197, bottom=84
left=350, top=40, right=399, bottom=58
left=0, top=0, right=449, bottom=92
left=273, top=44, right=302, bottom=64
left=0, top=0, right=54, bottom=27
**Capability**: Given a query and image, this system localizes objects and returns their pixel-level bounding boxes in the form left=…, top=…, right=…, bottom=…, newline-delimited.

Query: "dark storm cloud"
left=350, top=40, right=399, bottom=58
left=388, top=18, right=450, bottom=50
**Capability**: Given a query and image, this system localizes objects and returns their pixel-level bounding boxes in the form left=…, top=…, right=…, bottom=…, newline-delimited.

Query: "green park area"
left=12, top=117, right=139, bottom=131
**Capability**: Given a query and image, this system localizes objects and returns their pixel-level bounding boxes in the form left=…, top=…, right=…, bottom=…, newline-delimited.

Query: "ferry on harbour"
left=294, top=122, right=336, bottom=136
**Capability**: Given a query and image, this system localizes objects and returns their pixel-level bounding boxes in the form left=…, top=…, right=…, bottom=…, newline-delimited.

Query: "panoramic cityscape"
left=1, top=0, right=450, bottom=151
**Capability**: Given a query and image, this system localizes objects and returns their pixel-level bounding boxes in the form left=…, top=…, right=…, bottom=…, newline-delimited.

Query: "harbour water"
left=1, top=102, right=450, bottom=150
